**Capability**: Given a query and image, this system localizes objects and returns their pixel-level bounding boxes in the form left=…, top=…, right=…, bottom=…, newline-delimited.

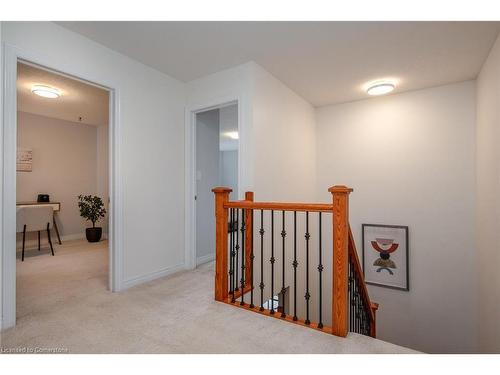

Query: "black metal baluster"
left=292, top=211, right=298, bottom=321
left=361, top=292, right=365, bottom=334
left=349, top=260, right=353, bottom=331
left=359, top=294, right=364, bottom=334
left=366, top=307, right=372, bottom=336
left=362, top=301, right=366, bottom=334
left=240, top=208, right=246, bottom=305
left=235, top=209, right=239, bottom=293
left=250, top=209, right=255, bottom=308
left=354, top=274, right=358, bottom=333
left=355, top=277, right=360, bottom=333
left=360, top=297, right=364, bottom=334
left=259, top=210, right=265, bottom=311
left=304, top=211, right=311, bottom=325
left=229, top=208, right=234, bottom=300
left=317, top=212, right=323, bottom=329
left=363, top=309, right=368, bottom=335
left=347, top=256, right=352, bottom=332
left=270, top=210, right=275, bottom=314
left=352, top=267, right=356, bottom=332
left=364, top=309, right=367, bottom=335
left=280, top=210, right=286, bottom=318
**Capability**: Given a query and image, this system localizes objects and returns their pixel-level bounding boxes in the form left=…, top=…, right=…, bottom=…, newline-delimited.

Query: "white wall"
left=96, top=123, right=109, bottom=235
left=1, top=22, right=186, bottom=292
left=315, top=81, right=478, bottom=353
left=251, top=64, right=317, bottom=201
left=218, top=104, right=239, bottom=200
left=220, top=150, right=238, bottom=197
left=476, top=35, right=500, bottom=353
left=16, top=112, right=104, bottom=243
left=219, top=104, right=239, bottom=154
left=196, top=109, right=220, bottom=263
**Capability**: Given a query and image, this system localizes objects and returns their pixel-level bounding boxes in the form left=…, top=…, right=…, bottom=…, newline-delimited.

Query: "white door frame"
left=184, top=95, right=245, bottom=270
left=1, top=43, right=124, bottom=330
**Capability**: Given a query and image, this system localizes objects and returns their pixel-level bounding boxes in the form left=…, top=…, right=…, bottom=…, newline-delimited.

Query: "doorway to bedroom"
left=15, top=61, right=110, bottom=323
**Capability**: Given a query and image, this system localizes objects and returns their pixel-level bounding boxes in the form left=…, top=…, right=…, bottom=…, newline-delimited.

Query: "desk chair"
left=16, top=206, right=55, bottom=261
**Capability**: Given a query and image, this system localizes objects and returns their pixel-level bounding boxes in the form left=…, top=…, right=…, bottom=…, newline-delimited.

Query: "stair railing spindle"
left=280, top=210, right=287, bottom=318
left=293, top=211, right=298, bottom=321
left=235, top=209, right=239, bottom=293
left=240, top=208, right=246, bottom=305
left=318, top=212, right=323, bottom=329
left=229, top=208, right=234, bottom=300
left=270, top=210, right=275, bottom=314
left=304, top=211, right=311, bottom=325
left=259, top=210, right=265, bottom=311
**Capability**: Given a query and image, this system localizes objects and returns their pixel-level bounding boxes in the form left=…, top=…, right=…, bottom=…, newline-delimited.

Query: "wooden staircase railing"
left=212, top=185, right=378, bottom=338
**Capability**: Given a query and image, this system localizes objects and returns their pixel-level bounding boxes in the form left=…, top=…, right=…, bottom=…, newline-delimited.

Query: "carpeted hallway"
left=0, top=239, right=416, bottom=353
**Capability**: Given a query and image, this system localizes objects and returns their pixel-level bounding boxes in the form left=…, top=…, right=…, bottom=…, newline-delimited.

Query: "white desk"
left=16, top=202, right=62, bottom=244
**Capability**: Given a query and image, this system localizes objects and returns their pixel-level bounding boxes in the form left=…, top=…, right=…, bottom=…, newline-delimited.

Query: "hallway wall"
left=315, top=81, right=477, bottom=353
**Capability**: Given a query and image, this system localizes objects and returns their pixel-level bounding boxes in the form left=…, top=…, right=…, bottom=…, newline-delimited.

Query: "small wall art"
left=362, top=224, right=409, bottom=291
left=17, top=148, right=33, bottom=172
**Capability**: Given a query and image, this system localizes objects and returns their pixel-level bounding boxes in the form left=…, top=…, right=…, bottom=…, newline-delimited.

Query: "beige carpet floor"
left=0, top=239, right=417, bottom=353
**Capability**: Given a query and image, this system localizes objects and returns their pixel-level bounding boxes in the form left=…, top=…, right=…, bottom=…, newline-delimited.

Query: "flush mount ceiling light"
left=225, top=131, right=239, bottom=140
left=366, top=81, right=395, bottom=96
left=31, top=85, right=61, bottom=99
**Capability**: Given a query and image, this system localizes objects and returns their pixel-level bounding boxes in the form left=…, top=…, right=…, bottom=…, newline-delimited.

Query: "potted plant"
left=78, top=194, right=107, bottom=242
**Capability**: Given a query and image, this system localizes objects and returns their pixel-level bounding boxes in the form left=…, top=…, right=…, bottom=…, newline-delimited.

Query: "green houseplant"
left=78, top=195, right=106, bottom=242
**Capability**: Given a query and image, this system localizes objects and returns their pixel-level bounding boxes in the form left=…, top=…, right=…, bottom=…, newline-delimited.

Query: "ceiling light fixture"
left=31, top=85, right=61, bottom=99
left=225, top=131, right=239, bottom=140
left=366, top=81, right=395, bottom=96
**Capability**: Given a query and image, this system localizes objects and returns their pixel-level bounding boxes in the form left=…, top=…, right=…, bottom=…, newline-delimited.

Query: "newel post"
left=329, top=185, right=353, bottom=337
left=244, top=191, right=254, bottom=289
left=212, top=187, right=232, bottom=301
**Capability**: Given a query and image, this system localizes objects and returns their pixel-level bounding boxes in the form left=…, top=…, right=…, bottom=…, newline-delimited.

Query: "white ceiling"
left=17, top=62, right=109, bottom=126
left=57, top=21, right=500, bottom=106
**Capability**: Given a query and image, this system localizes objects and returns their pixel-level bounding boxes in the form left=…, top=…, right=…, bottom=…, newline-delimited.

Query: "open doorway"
left=195, top=103, right=238, bottom=266
left=15, top=62, right=110, bottom=320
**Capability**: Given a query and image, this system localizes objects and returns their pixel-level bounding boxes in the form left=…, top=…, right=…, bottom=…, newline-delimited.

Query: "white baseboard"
left=122, top=263, right=186, bottom=290
left=15, top=232, right=109, bottom=250
left=196, top=253, right=215, bottom=266
left=60, top=233, right=85, bottom=241
left=62, top=232, right=109, bottom=241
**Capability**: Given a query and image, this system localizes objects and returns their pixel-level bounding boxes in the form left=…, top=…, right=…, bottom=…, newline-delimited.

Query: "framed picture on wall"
left=362, top=224, right=409, bottom=291
left=17, top=147, right=33, bottom=172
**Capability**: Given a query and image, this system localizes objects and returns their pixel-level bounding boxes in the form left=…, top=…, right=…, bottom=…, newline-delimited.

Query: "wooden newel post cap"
left=328, top=185, right=353, bottom=194
left=212, top=187, right=233, bottom=194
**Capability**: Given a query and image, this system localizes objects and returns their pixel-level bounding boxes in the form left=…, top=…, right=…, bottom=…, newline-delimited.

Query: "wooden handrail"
left=225, top=201, right=333, bottom=212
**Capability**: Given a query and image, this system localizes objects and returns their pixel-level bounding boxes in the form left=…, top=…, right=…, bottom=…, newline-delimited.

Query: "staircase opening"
left=212, top=185, right=378, bottom=338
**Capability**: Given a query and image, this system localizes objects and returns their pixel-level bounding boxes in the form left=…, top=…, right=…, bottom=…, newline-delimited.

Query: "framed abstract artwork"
left=362, top=224, right=409, bottom=291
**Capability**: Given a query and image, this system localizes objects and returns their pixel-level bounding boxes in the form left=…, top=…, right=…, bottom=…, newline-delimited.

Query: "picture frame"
left=362, top=224, right=409, bottom=291
left=17, top=147, right=33, bottom=172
